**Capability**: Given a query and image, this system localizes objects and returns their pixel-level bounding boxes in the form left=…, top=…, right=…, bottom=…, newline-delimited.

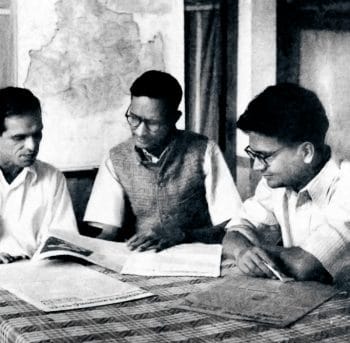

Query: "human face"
left=128, top=96, right=176, bottom=154
left=247, top=132, right=307, bottom=189
left=0, top=114, right=43, bottom=169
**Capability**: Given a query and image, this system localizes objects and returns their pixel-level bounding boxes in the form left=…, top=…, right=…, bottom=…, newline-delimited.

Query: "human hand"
left=236, top=246, right=279, bottom=279
left=127, top=226, right=186, bottom=252
left=0, top=253, right=29, bottom=264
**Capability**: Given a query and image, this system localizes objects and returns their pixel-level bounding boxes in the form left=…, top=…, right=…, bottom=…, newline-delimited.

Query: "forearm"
left=222, top=230, right=255, bottom=260
left=262, top=245, right=332, bottom=283
left=185, top=225, right=226, bottom=244
left=84, top=222, right=121, bottom=241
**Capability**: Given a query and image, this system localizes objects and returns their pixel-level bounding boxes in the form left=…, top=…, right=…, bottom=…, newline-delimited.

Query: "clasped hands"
left=127, top=225, right=186, bottom=252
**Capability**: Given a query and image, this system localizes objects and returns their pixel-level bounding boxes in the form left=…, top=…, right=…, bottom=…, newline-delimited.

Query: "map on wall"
left=17, top=0, right=184, bottom=170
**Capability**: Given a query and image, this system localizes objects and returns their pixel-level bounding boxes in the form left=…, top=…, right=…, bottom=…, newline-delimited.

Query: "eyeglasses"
left=244, top=145, right=285, bottom=167
left=125, top=107, right=164, bottom=133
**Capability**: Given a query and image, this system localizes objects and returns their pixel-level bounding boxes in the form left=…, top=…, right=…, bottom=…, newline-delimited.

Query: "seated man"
left=0, top=87, right=78, bottom=263
left=223, top=83, right=350, bottom=283
left=84, top=70, right=242, bottom=251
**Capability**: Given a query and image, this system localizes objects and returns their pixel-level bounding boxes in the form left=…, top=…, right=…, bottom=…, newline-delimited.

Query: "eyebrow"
left=250, top=148, right=275, bottom=155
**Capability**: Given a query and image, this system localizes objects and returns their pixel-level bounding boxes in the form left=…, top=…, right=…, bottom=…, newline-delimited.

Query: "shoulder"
left=110, top=137, right=134, bottom=156
left=339, top=160, right=350, bottom=176
left=30, top=160, right=66, bottom=190
left=178, top=130, right=209, bottom=143
left=175, top=130, right=209, bottom=153
left=33, top=160, right=64, bottom=179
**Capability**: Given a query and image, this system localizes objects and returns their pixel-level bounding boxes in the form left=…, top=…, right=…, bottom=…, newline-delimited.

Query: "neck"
left=0, top=164, right=23, bottom=184
left=293, top=145, right=330, bottom=192
left=146, top=127, right=177, bottom=157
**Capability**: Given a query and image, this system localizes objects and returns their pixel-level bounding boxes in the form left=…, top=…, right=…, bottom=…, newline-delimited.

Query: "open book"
left=32, top=230, right=222, bottom=277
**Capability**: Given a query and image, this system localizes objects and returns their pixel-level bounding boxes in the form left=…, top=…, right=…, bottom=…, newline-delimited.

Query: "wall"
left=236, top=0, right=276, bottom=200
left=15, top=0, right=184, bottom=170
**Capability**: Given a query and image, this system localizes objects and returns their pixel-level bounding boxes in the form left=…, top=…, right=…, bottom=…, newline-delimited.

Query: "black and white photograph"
left=0, top=0, right=349, bottom=342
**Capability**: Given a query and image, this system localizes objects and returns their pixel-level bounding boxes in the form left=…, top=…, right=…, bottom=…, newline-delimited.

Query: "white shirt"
left=230, top=159, right=350, bottom=276
left=0, top=160, right=78, bottom=256
left=84, top=140, right=242, bottom=230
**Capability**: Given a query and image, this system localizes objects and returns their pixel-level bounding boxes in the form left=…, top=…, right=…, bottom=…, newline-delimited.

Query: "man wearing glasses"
left=223, top=83, right=350, bottom=284
left=84, top=70, right=242, bottom=251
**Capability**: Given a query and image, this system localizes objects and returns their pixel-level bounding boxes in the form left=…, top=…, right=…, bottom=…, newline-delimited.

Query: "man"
left=0, top=87, right=78, bottom=262
left=223, top=83, right=350, bottom=283
left=84, top=70, right=242, bottom=251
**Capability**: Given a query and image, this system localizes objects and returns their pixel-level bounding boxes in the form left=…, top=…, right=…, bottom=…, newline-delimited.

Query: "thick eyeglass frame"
left=244, top=145, right=285, bottom=167
left=125, top=107, right=165, bottom=133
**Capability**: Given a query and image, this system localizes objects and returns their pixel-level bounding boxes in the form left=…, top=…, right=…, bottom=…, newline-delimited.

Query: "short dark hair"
left=130, top=70, right=182, bottom=109
left=0, top=87, right=41, bottom=133
left=237, top=83, right=329, bottom=147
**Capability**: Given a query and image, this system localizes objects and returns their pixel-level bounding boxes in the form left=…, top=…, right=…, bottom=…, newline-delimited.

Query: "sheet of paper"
left=0, top=260, right=152, bottom=312
left=177, top=275, right=339, bottom=327
left=121, top=243, right=222, bottom=277
left=33, top=230, right=132, bottom=272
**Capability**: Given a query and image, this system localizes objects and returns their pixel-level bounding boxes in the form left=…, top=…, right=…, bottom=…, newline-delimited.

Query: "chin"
left=264, top=177, right=283, bottom=189
left=19, top=159, right=36, bottom=168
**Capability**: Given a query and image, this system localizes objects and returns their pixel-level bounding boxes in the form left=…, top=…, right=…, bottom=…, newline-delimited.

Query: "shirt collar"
left=26, top=162, right=38, bottom=183
left=133, top=130, right=179, bottom=165
left=297, top=158, right=340, bottom=206
left=0, top=162, right=37, bottom=188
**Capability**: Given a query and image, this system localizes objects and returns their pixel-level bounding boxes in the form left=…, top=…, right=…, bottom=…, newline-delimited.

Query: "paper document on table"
left=177, top=275, right=339, bottom=327
left=121, top=243, right=222, bottom=277
left=33, top=230, right=131, bottom=272
left=0, top=260, right=152, bottom=312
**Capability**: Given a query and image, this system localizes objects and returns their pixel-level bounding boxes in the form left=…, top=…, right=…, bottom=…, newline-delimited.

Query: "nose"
left=24, top=136, right=36, bottom=151
left=134, top=121, right=147, bottom=136
left=252, top=157, right=266, bottom=171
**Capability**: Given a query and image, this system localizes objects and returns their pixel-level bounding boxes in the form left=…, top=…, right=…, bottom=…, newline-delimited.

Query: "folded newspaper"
left=32, top=230, right=222, bottom=277
left=0, top=260, right=153, bottom=312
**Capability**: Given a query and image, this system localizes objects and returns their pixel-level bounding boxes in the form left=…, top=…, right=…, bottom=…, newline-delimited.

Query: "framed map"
left=16, top=0, right=184, bottom=170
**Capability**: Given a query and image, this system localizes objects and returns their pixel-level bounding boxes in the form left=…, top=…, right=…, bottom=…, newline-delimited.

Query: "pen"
left=263, top=261, right=294, bottom=283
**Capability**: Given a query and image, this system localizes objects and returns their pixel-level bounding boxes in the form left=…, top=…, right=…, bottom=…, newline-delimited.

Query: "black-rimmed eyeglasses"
left=125, top=107, right=164, bottom=133
left=244, top=145, right=285, bottom=167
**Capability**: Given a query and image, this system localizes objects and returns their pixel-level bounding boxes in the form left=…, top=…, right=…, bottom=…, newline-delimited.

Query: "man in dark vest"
left=84, top=70, right=242, bottom=251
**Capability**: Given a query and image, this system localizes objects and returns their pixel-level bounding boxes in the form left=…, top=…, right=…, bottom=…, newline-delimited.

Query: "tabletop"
left=0, top=262, right=349, bottom=343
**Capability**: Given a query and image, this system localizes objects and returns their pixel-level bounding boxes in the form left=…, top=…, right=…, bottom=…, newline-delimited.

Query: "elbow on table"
left=288, top=256, right=332, bottom=283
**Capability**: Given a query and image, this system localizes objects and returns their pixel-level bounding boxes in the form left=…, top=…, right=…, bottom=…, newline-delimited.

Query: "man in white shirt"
left=223, top=83, right=350, bottom=283
left=84, top=70, right=242, bottom=252
left=0, top=87, right=78, bottom=262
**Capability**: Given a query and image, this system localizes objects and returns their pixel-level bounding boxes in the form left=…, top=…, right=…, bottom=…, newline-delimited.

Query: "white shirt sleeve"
left=48, top=171, right=79, bottom=234
left=83, top=158, right=125, bottom=229
left=203, top=140, right=242, bottom=226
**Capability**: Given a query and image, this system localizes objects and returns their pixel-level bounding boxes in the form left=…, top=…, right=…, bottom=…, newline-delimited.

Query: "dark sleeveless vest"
left=109, top=130, right=212, bottom=238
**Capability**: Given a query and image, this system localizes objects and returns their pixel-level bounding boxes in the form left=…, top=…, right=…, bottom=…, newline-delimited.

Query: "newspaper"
left=0, top=260, right=153, bottom=312
left=33, top=230, right=131, bottom=272
left=177, top=275, right=339, bottom=327
left=121, top=243, right=222, bottom=277
left=33, top=230, right=222, bottom=277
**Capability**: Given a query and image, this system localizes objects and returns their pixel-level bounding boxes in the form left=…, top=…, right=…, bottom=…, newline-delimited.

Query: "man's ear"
left=299, top=142, right=315, bottom=164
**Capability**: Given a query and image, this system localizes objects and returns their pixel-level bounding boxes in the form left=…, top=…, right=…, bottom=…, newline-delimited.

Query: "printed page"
left=0, top=260, right=152, bottom=312
left=33, top=230, right=131, bottom=272
left=121, top=243, right=222, bottom=277
left=177, top=275, right=339, bottom=327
